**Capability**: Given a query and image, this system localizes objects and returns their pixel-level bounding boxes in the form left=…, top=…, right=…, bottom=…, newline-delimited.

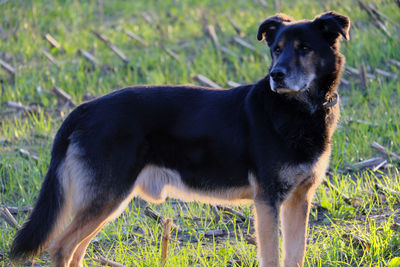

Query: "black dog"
left=11, top=11, right=350, bottom=267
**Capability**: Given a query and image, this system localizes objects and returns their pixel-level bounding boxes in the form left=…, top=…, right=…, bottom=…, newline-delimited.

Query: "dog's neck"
left=259, top=74, right=340, bottom=160
left=267, top=85, right=339, bottom=114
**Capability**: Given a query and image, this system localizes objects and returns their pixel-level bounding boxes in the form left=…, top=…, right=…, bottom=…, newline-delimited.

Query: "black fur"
left=10, top=11, right=349, bottom=265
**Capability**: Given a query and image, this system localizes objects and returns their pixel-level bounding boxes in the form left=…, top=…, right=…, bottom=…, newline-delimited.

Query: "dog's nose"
left=270, top=68, right=286, bottom=82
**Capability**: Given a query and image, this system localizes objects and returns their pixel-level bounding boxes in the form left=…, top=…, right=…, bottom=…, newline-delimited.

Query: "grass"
left=1, top=0, right=400, bottom=266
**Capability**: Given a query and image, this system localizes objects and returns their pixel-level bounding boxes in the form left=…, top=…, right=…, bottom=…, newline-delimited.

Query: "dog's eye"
left=273, top=47, right=282, bottom=54
left=300, top=44, right=311, bottom=51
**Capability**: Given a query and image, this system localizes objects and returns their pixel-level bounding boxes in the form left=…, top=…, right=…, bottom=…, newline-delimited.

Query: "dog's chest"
left=278, top=149, right=331, bottom=195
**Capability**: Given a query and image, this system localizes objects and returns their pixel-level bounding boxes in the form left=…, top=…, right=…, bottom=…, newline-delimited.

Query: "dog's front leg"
left=254, top=199, right=280, bottom=267
left=280, top=180, right=315, bottom=267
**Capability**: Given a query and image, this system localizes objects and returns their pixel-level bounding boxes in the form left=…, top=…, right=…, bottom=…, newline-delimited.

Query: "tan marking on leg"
left=279, top=148, right=331, bottom=267
left=49, top=193, right=134, bottom=267
left=280, top=180, right=316, bottom=267
left=68, top=186, right=137, bottom=267
left=70, top=193, right=137, bottom=267
left=254, top=200, right=280, bottom=267
left=49, top=205, right=112, bottom=266
left=69, top=230, right=101, bottom=267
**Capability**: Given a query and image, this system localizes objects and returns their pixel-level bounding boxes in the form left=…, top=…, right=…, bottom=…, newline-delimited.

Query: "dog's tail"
left=9, top=107, right=81, bottom=262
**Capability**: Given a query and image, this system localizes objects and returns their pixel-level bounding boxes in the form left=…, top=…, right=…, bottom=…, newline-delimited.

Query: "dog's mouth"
left=275, top=87, right=308, bottom=94
left=270, top=76, right=312, bottom=94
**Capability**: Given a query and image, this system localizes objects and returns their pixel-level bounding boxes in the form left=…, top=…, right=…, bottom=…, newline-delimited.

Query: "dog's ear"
left=313, top=12, right=350, bottom=43
left=257, top=14, right=293, bottom=46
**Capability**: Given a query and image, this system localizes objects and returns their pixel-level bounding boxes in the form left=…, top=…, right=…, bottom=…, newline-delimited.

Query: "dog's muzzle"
left=270, top=68, right=298, bottom=94
left=269, top=69, right=312, bottom=94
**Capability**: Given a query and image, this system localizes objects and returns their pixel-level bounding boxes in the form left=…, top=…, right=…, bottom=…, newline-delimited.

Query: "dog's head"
left=257, top=12, right=350, bottom=94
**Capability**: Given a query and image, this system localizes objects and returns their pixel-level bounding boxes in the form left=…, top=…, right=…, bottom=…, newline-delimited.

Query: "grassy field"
left=1, top=0, right=400, bottom=266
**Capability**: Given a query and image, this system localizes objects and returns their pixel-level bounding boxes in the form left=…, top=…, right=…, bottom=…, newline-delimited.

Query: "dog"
left=10, top=11, right=350, bottom=267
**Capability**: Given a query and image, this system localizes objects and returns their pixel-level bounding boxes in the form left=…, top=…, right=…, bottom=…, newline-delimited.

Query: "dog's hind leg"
left=49, top=193, right=134, bottom=267
left=69, top=188, right=137, bottom=266
left=254, top=199, right=280, bottom=267
left=280, top=180, right=315, bottom=267
left=69, top=223, right=110, bottom=267
left=69, top=235, right=95, bottom=267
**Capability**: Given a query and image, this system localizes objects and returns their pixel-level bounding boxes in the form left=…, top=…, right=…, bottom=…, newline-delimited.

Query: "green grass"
left=1, top=0, right=400, bottom=266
